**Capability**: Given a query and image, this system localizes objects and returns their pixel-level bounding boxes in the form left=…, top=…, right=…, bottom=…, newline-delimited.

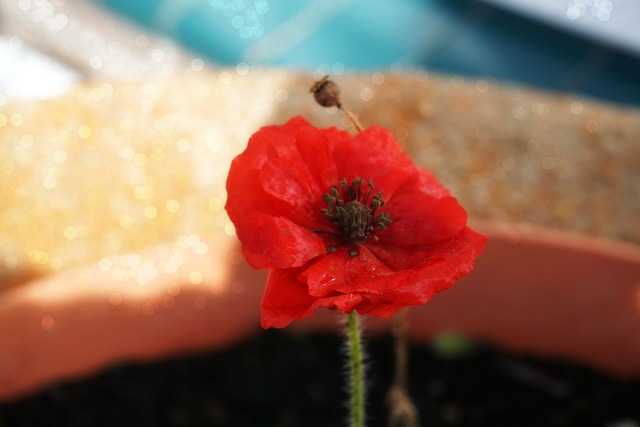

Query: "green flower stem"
left=347, top=311, right=365, bottom=427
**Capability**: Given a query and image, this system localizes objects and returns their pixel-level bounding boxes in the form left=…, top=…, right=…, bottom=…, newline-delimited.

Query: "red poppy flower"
left=226, top=116, right=487, bottom=329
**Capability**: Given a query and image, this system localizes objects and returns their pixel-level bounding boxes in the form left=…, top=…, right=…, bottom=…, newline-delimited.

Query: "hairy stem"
left=347, top=311, right=365, bottom=427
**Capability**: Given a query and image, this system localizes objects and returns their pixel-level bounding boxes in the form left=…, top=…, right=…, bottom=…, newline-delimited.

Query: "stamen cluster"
left=322, top=178, right=391, bottom=244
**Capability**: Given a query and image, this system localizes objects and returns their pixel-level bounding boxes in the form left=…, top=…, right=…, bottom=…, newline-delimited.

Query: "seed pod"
left=310, top=75, right=342, bottom=108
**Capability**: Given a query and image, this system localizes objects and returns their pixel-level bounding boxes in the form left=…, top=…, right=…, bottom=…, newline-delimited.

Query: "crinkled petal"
left=259, top=152, right=313, bottom=209
left=368, top=226, right=487, bottom=274
left=261, top=268, right=317, bottom=329
left=333, top=126, right=417, bottom=200
left=295, top=125, right=344, bottom=192
left=349, top=228, right=486, bottom=318
left=368, top=227, right=488, bottom=285
left=259, top=215, right=326, bottom=268
left=227, top=117, right=333, bottom=268
left=226, top=120, right=302, bottom=228
left=301, top=246, right=416, bottom=298
left=261, top=268, right=364, bottom=329
left=235, top=211, right=325, bottom=269
left=228, top=116, right=309, bottom=174
left=377, top=170, right=467, bottom=246
left=304, top=227, right=486, bottom=319
left=256, top=124, right=350, bottom=227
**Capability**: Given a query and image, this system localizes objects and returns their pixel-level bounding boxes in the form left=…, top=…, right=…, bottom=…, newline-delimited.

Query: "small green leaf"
left=431, top=331, right=475, bottom=358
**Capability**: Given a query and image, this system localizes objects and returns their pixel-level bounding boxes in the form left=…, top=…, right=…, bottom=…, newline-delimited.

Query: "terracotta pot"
left=2, top=68, right=639, bottom=404
left=2, top=221, right=639, bottom=402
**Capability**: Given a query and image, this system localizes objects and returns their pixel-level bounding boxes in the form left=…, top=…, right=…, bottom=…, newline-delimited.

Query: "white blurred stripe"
left=0, top=0, right=197, bottom=99
left=0, top=35, right=82, bottom=99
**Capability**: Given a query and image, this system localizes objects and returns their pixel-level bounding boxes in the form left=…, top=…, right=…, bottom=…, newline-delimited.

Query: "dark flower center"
left=321, top=178, right=391, bottom=254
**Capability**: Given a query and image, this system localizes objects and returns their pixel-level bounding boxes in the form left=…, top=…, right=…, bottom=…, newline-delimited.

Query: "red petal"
left=229, top=117, right=309, bottom=172
left=377, top=170, right=467, bottom=246
left=226, top=117, right=333, bottom=268
left=301, top=246, right=416, bottom=298
left=294, top=125, right=344, bottom=192
left=350, top=228, right=486, bottom=317
left=233, top=211, right=325, bottom=269
left=300, top=227, right=486, bottom=319
left=226, top=118, right=308, bottom=225
left=333, top=126, right=417, bottom=200
left=261, top=268, right=317, bottom=329
left=259, top=215, right=326, bottom=268
left=261, top=268, right=364, bottom=329
left=258, top=157, right=319, bottom=227
left=368, top=227, right=488, bottom=283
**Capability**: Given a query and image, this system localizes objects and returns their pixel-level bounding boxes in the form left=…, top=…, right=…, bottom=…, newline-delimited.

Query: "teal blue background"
left=94, top=0, right=640, bottom=108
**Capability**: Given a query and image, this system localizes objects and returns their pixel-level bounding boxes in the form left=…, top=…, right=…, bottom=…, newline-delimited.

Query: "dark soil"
left=1, top=329, right=639, bottom=427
